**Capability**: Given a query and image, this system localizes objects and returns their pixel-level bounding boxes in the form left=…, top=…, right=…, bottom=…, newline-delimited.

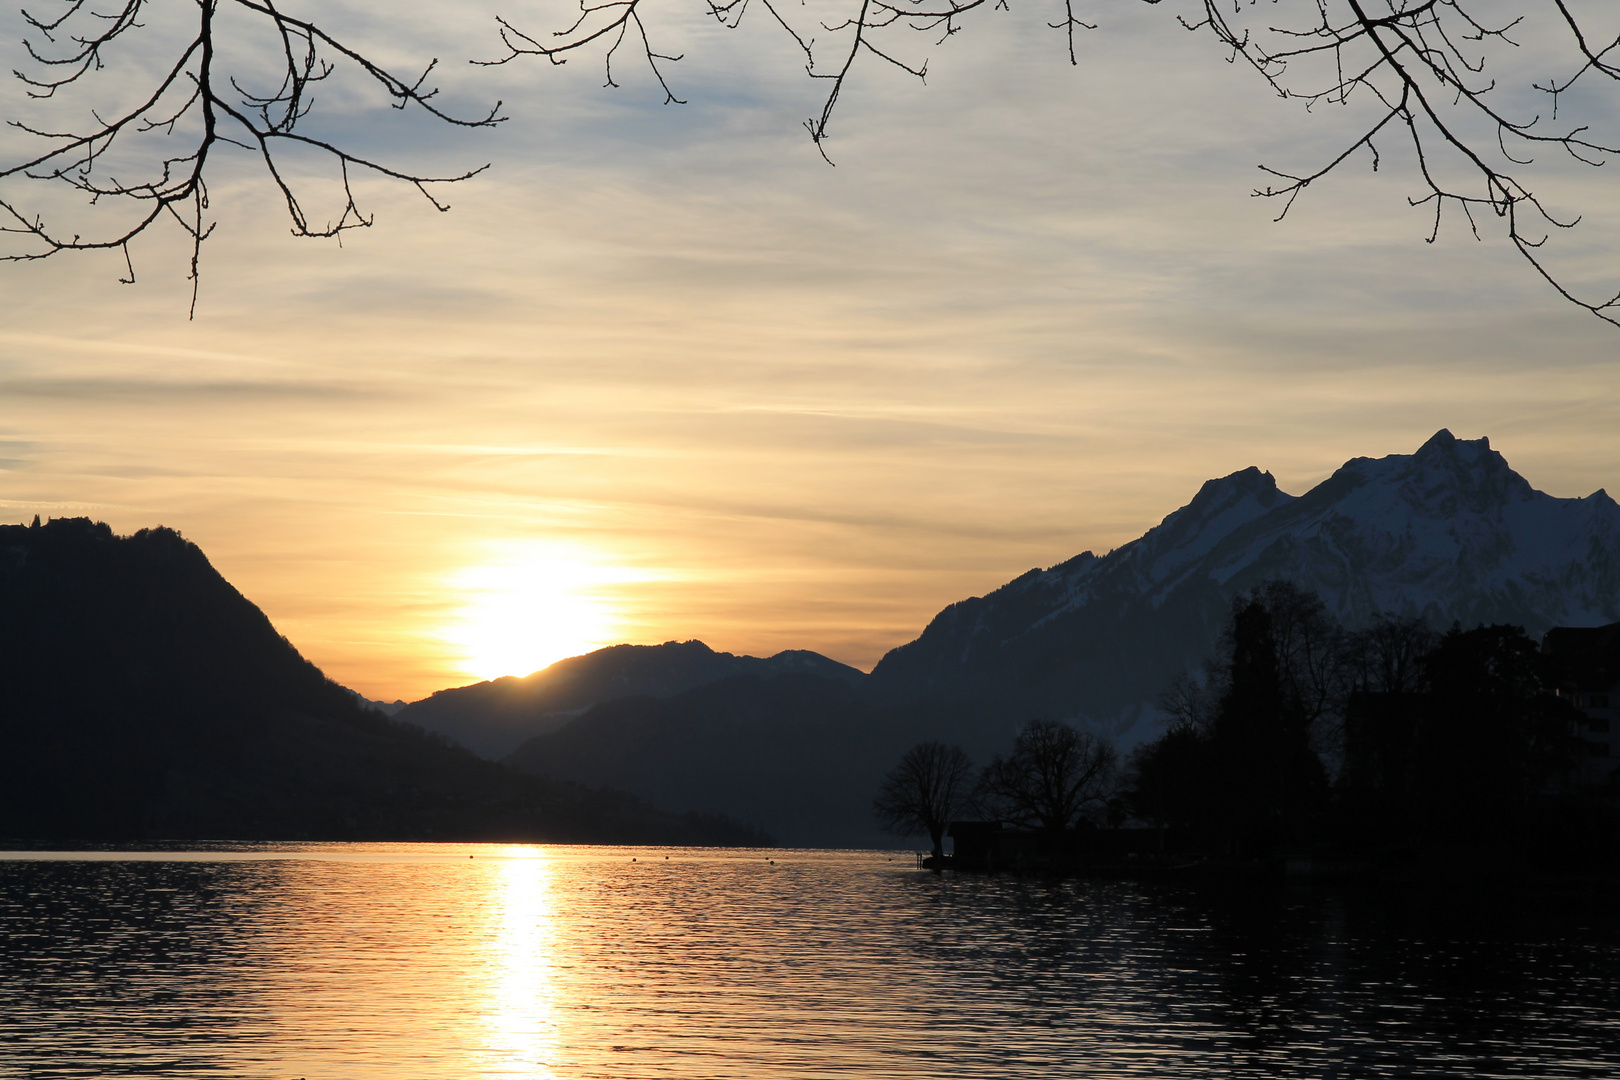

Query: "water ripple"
left=0, top=846, right=1615, bottom=1079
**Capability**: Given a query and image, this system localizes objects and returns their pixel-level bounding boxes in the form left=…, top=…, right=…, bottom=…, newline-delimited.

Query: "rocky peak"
left=869, top=432, right=1620, bottom=728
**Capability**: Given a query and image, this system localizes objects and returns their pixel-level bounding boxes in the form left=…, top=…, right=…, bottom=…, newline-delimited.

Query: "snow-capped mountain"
left=868, top=430, right=1620, bottom=735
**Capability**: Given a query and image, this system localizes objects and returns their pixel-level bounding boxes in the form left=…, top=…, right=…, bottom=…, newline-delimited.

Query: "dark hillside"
left=396, top=640, right=866, bottom=759
left=505, top=673, right=996, bottom=847
left=0, top=518, right=759, bottom=845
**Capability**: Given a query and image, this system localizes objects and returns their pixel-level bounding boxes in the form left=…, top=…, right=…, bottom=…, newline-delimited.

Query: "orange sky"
left=3, top=2, right=1618, bottom=701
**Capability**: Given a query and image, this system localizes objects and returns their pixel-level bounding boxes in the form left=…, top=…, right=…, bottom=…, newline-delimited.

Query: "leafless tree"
left=1158, top=669, right=1217, bottom=731
left=498, top=0, right=1620, bottom=325
left=1239, top=580, right=1350, bottom=730
left=0, top=1, right=502, bottom=314
left=976, top=718, right=1117, bottom=834
left=1342, top=612, right=1438, bottom=694
left=1163, top=581, right=1353, bottom=764
left=872, top=739, right=974, bottom=858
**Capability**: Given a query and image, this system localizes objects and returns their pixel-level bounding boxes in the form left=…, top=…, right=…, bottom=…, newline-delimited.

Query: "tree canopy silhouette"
left=1204, top=598, right=1328, bottom=855
left=976, top=719, right=1118, bottom=837
left=1127, top=581, right=1610, bottom=870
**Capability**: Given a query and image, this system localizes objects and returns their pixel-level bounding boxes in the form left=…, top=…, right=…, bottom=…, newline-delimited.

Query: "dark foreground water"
left=0, top=845, right=1615, bottom=1079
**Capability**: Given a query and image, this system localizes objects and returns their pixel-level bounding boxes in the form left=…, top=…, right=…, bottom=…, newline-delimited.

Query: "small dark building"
left=946, top=821, right=1040, bottom=872
left=946, top=820, right=1186, bottom=874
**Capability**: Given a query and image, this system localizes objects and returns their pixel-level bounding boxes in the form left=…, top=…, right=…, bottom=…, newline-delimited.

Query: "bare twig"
left=493, top=0, right=1620, bottom=326
left=1180, top=0, right=1620, bottom=325
left=7, top=1, right=1618, bottom=325
left=1, top=0, right=503, bottom=315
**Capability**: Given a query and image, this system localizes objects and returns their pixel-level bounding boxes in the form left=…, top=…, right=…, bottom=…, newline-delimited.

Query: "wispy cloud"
left=1, top=0, right=1616, bottom=698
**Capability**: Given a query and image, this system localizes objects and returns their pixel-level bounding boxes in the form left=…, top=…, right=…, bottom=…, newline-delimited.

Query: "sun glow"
left=447, top=545, right=643, bottom=681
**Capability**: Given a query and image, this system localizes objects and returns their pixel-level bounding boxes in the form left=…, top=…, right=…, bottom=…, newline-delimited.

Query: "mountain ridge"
left=395, top=640, right=866, bottom=759
left=865, top=430, right=1620, bottom=734
left=498, top=431, right=1620, bottom=846
left=0, top=517, right=760, bottom=845
left=16, top=430, right=1613, bottom=847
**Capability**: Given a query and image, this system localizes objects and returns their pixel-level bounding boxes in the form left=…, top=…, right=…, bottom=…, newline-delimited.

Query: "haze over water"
left=1, top=845, right=1615, bottom=1078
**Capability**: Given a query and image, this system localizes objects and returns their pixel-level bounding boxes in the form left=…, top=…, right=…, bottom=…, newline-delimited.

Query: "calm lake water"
left=1, top=844, right=1615, bottom=1079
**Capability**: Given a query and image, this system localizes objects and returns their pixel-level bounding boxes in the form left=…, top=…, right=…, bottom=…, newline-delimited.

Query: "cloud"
left=1, top=0, right=1617, bottom=698
left=0, top=377, right=386, bottom=403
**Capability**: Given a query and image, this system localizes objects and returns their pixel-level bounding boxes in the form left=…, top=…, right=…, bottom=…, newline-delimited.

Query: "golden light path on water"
left=483, top=848, right=562, bottom=1078
left=3, top=844, right=1619, bottom=1079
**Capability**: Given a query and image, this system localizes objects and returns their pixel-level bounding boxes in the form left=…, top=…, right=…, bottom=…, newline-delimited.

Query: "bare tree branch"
left=1, top=0, right=504, bottom=315
left=7, top=2, right=1618, bottom=325
left=497, top=0, right=1620, bottom=326
left=1185, top=0, right=1620, bottom=326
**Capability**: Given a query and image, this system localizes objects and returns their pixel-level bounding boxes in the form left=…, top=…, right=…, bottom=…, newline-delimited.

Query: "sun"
left=446, top=546, right=638, bottom=682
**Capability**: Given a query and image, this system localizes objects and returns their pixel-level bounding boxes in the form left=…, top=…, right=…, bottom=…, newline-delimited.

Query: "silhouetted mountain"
left=494, top=432, right=1620, bottom=848
left=504, top=673, right=986, bottom=847
left=347, top=690, right=407, bottom=716
left=868, top=430, right=1620, bottom=738
left=396, top=640, right=866, bottom=759
left=0, top=518, right=762, bottom=845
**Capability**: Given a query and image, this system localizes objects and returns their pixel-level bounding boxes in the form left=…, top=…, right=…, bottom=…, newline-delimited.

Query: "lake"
left=1, top=844, right=1615, bottom=1078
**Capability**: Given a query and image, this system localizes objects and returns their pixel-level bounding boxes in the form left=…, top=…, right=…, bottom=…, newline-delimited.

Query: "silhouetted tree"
left=1244, top=581, right=1348, bottom=731
left=1334, top=613, right=1440, bottom=845
left=1158, top=669, right=1217, bottom=732
left=976, top=719, right=1117, bottom=840
left=1343, top=614, right=1439, bottom=697
left=1337, top=687, right=1428, bottom=852
left=1206, top=599, right=1327, bottom=855
left=1335, top=621, right=1594, bottom=863
left=1410, top=623, right=1582, bottom=844
left=1125, top=719, right=1207, bottom=839
left=1136, top=590, right=1611, bottom=868
left=1176, top=582, right=1353, bottom=754
left=872, top=740, right=974, bottom=858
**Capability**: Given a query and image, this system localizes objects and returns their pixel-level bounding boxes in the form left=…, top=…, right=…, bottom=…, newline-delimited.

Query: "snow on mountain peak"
left=1102, top=466, right=1293, bottom=592
left=871, top=433, right=1620, bottom=729
left=1188, top=431, right=1620, bottom=626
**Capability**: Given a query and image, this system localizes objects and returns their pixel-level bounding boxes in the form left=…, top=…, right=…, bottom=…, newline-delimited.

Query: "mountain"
left=395, top=640, right=866, bottom=759
left=492, top=431, right=1620, bottom=847
left=508, top=674, right=874, bottom=846
left=0, top=518, right=761, bottom=845
left=868, top=430, right=1620, bottom=736
left=348, top=690, right=408, bottom=716
left=503, top=673, right=1003, bottom=847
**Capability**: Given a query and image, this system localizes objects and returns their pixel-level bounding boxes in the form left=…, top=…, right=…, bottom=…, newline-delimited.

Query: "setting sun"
left=446, top=547, right=643, bottom=681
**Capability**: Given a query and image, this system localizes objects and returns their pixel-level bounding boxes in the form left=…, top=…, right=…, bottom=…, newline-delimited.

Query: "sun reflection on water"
left=481, top=848, right=562, bottom=1079
left=5, top=847, right=1620, bottom=1080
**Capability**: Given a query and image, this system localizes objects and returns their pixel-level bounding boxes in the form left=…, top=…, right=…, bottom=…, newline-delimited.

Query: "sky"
left=2, top=0, right=1618, bottom=701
